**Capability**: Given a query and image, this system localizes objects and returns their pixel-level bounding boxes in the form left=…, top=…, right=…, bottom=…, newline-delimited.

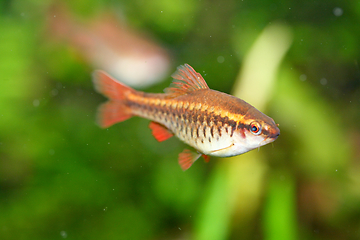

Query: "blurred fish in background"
left=47, top=4, right=171, bottom=88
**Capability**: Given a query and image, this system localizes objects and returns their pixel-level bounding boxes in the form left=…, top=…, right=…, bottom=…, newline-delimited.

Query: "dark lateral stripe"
left=213, top=115, right=220, bottom=125
left=198, top=114, right=204, bottom=124
left=128, top=98, right=252, bottom=139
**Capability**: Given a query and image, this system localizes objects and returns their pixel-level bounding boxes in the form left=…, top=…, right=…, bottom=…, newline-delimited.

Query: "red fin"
left=93, top=70, right=135, bottom=128
left=165, top=64, right=209, bottom=97
left=149, top=121, right=173, bottom=142
left=96, top=101, right=132, bottom=128
left=93, top=70, right=134, bottom=100
left=178, top=149, right=201, bottom=171
left=202, top=154, right=210, bottom=163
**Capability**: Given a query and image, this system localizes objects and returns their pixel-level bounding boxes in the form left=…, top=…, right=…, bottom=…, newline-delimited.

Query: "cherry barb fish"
left=93, top=64, right=280, bottom=170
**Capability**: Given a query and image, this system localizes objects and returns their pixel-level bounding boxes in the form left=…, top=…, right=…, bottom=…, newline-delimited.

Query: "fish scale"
left=124, top=90, right=251, bottom=156
left=93, top=63, right=280, bottom=170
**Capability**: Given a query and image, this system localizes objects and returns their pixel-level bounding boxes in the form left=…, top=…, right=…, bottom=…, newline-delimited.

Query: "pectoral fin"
left=149, top=121, right=174, bottom=142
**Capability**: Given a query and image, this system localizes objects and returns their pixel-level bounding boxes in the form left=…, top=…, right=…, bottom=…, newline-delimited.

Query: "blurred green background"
left=1, top=0, right=360, bottom=239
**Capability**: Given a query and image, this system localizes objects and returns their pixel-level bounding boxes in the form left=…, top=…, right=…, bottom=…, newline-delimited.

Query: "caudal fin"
left=93, top=70, right=135, bottom=100
left=93, top=70, right=134, bottom=128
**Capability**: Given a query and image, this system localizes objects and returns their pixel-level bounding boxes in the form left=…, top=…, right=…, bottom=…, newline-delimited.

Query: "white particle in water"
left=320, top=78, right=328, bottom=85
left=217, top=56, right=225, bottom=63
left=60, top=231, right=67, bottom=238
left=333, top=7, right=343, bottom=17
left=299, top=74, right=307, bottom=81
left=33, top=99, right=40, bottom=107
left=51, top=89, right=58, bottom=96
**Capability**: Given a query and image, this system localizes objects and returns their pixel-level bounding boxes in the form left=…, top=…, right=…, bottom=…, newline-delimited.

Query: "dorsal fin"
left=165, top=64, right=209, bottom=97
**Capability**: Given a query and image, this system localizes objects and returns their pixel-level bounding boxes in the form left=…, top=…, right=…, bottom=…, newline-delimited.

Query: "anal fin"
left=149, top=121, right=173, bottom=142
left=178, top=149, right=201, bottom=171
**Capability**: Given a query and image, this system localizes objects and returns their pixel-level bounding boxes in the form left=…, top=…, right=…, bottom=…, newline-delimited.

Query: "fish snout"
left=264, top=123, right=280, bottom=139
left=270, top=125, right=280, bottom=139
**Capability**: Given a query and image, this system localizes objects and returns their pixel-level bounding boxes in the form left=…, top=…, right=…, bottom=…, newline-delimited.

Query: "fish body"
left=93, top=64, right=280, bottom=170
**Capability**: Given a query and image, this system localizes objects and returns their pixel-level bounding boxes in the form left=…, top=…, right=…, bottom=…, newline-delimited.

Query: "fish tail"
left=93, top=70, right=134, bottom=128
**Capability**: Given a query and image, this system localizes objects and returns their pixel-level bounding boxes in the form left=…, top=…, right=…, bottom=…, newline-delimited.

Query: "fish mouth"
left=270, top=127, right=280, bottom=139
left=260, top=131, right=279, bottom=146
left=262, top=124, right=280, bottom=140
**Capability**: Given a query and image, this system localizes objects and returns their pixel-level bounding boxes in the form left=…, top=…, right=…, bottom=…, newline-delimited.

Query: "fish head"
left=234, top=108, right=280, bottom=152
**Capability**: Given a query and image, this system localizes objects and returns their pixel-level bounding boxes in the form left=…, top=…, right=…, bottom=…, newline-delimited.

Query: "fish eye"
left=250, top=122, right=262, bottom=135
